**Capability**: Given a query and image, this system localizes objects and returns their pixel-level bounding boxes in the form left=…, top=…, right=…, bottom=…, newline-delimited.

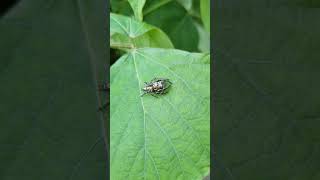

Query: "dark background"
left=0, top=0, right=108, bottom=179
left=0, top=0, right=19, bottom=16
left=213, top=0, right=320, bottom=179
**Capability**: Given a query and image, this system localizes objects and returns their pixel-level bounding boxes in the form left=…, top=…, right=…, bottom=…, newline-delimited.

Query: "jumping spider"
left=97, top=78, right=171, bottom=111
left=141, top=78, right=172, bottom=97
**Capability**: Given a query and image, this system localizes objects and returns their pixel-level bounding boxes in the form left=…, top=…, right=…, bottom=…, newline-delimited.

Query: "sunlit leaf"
left=111, top=48, right=210, bottom=179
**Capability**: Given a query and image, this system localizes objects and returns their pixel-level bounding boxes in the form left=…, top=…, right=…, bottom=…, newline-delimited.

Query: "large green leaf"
left=143, top=1, right=200, bottom=52
left=111, top=48, right=210, bottom=179
left=0, top=1, right=107, bottom=179
left=214, top=2, right=320, bottom=180
left=128, top=0, right=146, bottom=21
left=110, top=13, right=173, bottom=50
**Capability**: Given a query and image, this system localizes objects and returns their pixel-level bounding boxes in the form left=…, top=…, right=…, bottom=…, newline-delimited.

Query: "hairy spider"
left=141, top=78, right=172, bottom=97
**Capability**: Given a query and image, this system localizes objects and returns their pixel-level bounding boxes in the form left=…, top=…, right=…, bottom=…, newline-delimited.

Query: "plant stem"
left=143, top=0, right=172, bottom=16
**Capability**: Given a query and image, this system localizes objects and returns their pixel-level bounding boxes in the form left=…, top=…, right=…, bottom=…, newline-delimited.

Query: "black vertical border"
left=106, top=0, right=110, bottom=179
left=210, top=0, right=215, bottom=179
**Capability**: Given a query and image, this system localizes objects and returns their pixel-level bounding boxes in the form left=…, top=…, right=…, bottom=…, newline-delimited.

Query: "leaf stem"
left=110, top=43, right=135, bottom=49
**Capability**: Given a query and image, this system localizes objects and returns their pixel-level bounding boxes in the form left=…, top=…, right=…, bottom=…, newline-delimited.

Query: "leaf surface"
left=110, top=48, right=210, bottom=180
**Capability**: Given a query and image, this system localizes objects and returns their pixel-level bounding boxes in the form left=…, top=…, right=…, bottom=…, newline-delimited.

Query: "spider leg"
left=160, top=78, right=169, bottom=81
left=162, top=85, right=171, bottom=91
left=160, top=90, right=168, bottom=94
left=165, top=79, right=172, bottom=85
left=140, top=91, right=147, bottom=97
left=150, top=78, right=159, bottom=82
left=152, top=77, right=168, bottom=82
left=151, top=93, right=158, bottom=98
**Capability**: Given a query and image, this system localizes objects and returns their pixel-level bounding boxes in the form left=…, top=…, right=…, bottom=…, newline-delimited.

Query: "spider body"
left=141, top=78, right=172, bottom=97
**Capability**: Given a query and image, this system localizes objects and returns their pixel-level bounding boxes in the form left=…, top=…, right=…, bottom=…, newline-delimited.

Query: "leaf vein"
left=162, top=97, right=209, bottom=154
left=111, top=15, right=129, bottom=36
left=147, top=150, right=160, bottom=180
left=147, top=113, right=186, bottom=179
left=132, top=52, right=147, bottom=179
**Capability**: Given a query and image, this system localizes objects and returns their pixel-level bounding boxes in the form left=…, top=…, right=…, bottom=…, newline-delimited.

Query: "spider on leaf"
left=140, top=78, right=172, bottom=97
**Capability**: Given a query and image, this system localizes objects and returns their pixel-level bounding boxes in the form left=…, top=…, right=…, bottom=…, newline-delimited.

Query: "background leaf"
left=111, top=0, right=207, bottom=52
left=143, top=1, right=200, bottom=52
left=200, top=0, right=210, bottom=32
left=111, top=48, right=210, bottom=179
left=128, top=0, right=146, bottom=21
left=214, top=2, right=320, bottom=179
left=110, top=0, right=133, bottom=16
left=110, top=13, right=173, bottom=50
left=176, top=0, right=193, bottom=11
left=0, top=0, right=107, bottom=179
left=194, top=21, right=210, bottom=53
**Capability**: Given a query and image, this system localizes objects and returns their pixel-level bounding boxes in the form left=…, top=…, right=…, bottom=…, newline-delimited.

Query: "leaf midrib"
left=131, top=51, right=186, bottom=179
left=131, top=51, right=148, bottom=179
